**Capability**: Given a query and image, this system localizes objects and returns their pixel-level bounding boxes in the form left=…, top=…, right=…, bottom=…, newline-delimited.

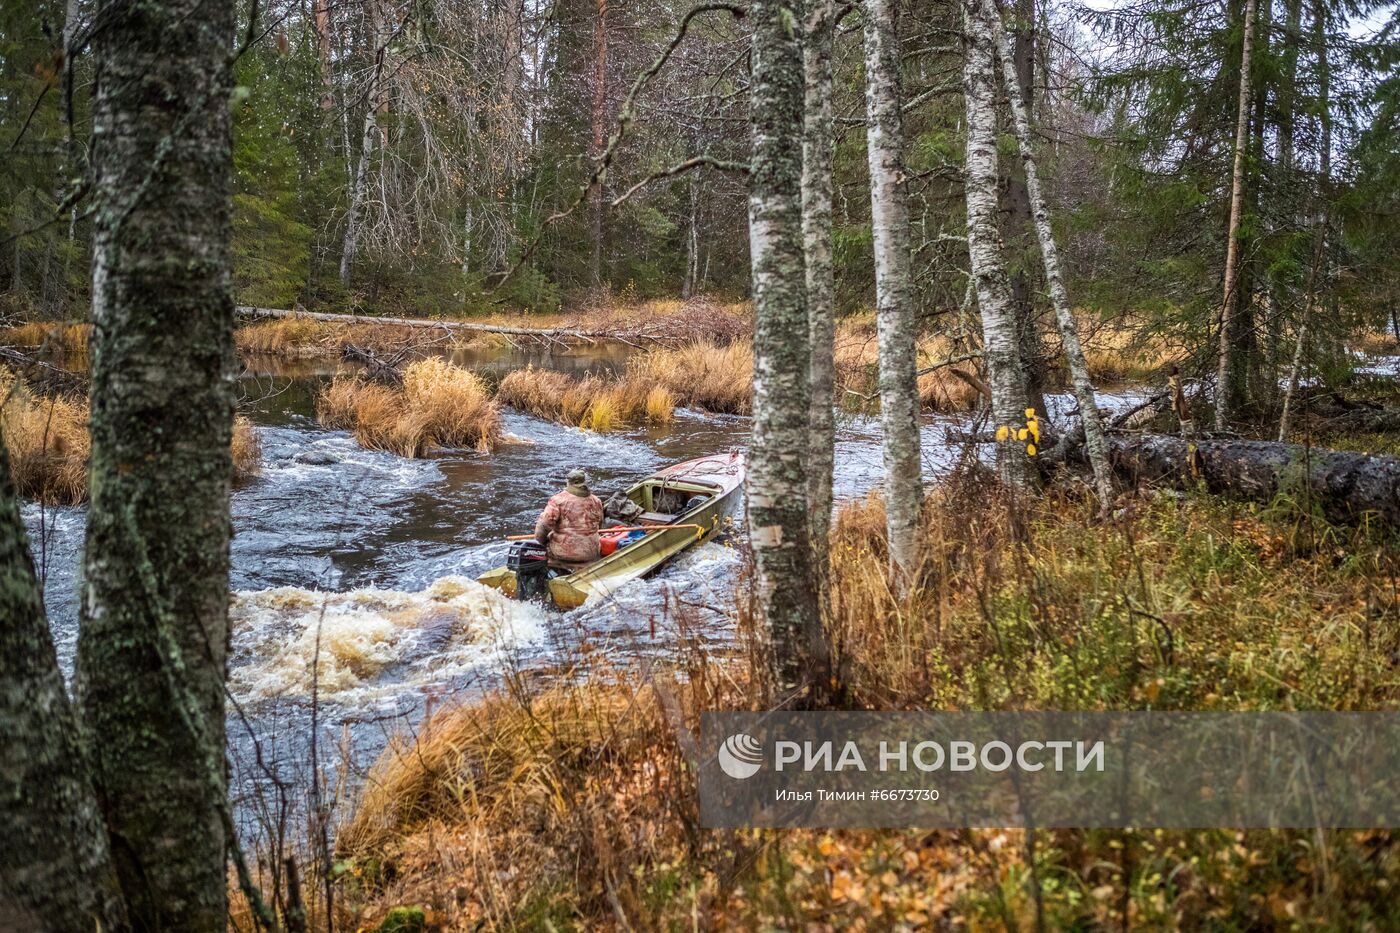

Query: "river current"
left=22, top=342, right=1148, bottom=832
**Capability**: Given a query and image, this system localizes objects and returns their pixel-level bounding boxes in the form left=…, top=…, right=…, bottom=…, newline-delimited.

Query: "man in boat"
left=534, top=468, right=605, bottom=567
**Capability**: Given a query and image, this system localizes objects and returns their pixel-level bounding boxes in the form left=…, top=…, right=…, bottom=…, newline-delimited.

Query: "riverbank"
left=296, top=481, right=1400, bottom=930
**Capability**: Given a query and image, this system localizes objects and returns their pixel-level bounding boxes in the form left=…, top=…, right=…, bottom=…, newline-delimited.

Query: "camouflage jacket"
left=535, top=487, right=604, bottom=564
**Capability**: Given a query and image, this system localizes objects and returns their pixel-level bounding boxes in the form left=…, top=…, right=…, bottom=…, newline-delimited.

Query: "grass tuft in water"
left=318, top=358, right=500, bottom=456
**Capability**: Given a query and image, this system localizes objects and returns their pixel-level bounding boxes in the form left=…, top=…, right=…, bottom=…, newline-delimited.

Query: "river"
left=22, top=342, right=1148, bottom=839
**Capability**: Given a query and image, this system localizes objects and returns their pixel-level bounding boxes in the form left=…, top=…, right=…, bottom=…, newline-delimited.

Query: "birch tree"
left=1277, top=0, right=1330, bottom=442
left=748, top=0, right=828, bottom=703
left=1214, top=0, right=1259, bottom=430
left=982, top=0, right=1113, bottom=510
left=861, top=0, right=924, bottom=577
left=963, top=0, right=1030, bottom=483
left=76, top=0, right=239, bottom=923
left=0, top=439, right=125, bottom=931
left=341, top=1, right=387, bottom=286
left=803, top=0, right=837, bottom=577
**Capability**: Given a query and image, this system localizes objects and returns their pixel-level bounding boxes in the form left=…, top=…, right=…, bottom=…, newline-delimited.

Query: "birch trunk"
left=963, top=0, right=1029, bottom=484
left=803, top=0, right=837, bottom=576
left=748, top=0, right=827, bottom=704
left=77, top=0, right=238, bottom=924
left=1277, top=0, right=1330, bottom=443
left=982, top=0, right=1113, bottom=511
left=589, top=0, right=609, bottom=286
left=0, top=439, right=126, bottom=931
left=340, top=8, right=385, bottom=287
left=1002, top=0, right=1049, bottom=422
left=1214, top=0, right=1258, bottom=430
left=862, top=0, right=924, bottom=577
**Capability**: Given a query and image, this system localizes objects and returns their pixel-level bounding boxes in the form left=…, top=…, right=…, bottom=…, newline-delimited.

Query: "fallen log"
left=1068, top=433, right=1400, bottom=525
left=236, top=305, right=677, bottom=344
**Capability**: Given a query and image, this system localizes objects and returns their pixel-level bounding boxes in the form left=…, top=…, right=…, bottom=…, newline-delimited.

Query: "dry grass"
left=833, top=316, right=984, bottom=412
left=496, top=366, right=676, bottom=431
left=0, top=321, right=91, bottom=355
left=320, top=479, right=1400, bottom=930
left=1, top=372, right=261, bottom=503
left=318, top=357, right=500, bottom=456
left=1355, top=330, right=1400, bottom=356
left=481, top=294, right=752, bottom=343
left=0, top=374, right=90, bottom=505
left=1076, top=319, right=1182, bottom=384
left=235, top=317, right=462, bottom=358
left=234, top=317, right=329, bottom=355
left=630, top=339, right=753, bottom=414
left=232, top=416, right=261, bottom=482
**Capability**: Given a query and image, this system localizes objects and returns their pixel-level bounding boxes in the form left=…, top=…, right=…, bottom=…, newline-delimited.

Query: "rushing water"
left=23, top=342, right=1149, bottom=834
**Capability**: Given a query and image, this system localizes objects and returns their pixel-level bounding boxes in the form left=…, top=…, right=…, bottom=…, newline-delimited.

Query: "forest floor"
left=298, top=475, right=1400, bottom=932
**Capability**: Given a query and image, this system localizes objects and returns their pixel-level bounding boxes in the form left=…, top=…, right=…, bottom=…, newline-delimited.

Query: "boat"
left=479, top=451, right=744, bottom=609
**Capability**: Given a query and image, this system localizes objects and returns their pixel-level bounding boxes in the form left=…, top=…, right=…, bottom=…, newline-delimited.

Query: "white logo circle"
left=717, top=732, right=763, bottom=779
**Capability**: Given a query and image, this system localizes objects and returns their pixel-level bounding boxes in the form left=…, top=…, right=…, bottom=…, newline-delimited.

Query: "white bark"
left=1215, top=0, right=1259, bottom=429
left=963, top=0, right=1029, bottom=484
left=982, top=0, right=1112, bottom=511
left=340, top=5, right=387, bottom=287
left=862, top=0, right=924, bottom=577
left=804, top=0, right=837, bottom=576
left=1277, top=0, right=1330, bottom=443
left=748, top=0, right=828, bottom=703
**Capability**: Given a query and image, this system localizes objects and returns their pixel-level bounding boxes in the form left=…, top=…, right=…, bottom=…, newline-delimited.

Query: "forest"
left=3, top=0, right=1400, bottom=927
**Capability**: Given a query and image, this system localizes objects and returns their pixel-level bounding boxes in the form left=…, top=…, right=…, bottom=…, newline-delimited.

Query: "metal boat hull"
left=479, top=452, right=744, bottom=609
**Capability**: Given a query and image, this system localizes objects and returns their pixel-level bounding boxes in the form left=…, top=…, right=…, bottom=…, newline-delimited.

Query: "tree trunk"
left=77, top=0, right=238, bottom=924
left=1277, top=0, right=1331, bottom=443
left=803, top=0, right=837, bottom=578
left=341, top=8, right=386, bottom=288
left=682, top=177, right=700, bottom=299
left=1268, top=0, right=1302, bottom=380
left=963, top=0, right=1030, bottom=484
left=0, top=439, right=126, bottom=932
left=1214, top=0, right=1258, bottom=430
left=1080, top=434, right=1400, bottom=528
left=982, top=0, right=1113, bottom=511
left=747, top=0, right=827, bottom=704
left=589, top=0, right=609, bottom=287
left=862, top=0, right=924, bottom=577
left=1002, top=0, right=1049, bottom=422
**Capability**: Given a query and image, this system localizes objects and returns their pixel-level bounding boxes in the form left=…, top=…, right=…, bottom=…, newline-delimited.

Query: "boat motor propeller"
left=506, top=541, right=550, bottom=601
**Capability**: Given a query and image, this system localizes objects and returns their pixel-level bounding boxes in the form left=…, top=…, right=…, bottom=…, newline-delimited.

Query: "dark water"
left=22, top=342, right=1150, bottom=837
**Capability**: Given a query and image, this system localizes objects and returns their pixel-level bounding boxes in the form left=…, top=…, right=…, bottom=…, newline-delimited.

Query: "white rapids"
left=228, top=575, right=545, bottom=701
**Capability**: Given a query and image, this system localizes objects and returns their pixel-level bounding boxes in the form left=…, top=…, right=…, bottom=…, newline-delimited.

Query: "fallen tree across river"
left=1061, top=433, right=1400, bottom=525
left=237, top=305, right=700, bottom=346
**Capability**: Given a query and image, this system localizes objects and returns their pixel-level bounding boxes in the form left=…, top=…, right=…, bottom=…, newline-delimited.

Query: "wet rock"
left=295, top=449, right=340, bottom=465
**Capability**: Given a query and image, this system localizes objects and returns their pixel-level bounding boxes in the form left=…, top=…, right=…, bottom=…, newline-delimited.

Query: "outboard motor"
left=507, top=541, right=550, bottom=601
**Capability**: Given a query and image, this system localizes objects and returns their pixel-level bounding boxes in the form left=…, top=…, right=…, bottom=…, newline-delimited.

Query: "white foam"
left=228, top=575, right=545, bottom=702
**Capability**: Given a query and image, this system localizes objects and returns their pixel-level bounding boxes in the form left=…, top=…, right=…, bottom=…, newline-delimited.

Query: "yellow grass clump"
left=234, top=317, right=328, bottom=354
left=1, top=372, right=260, bottom=503
left=0, top=321, right=90, bottom=355
left=0, top=376, right=90, bottom=505
left=318, top=357, right=500, bottom=456
left=629, top=339, right=753, bottom=414
left=496, top=366, right=675, bottom=431
left=231, top=416, right=261, bottom=482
